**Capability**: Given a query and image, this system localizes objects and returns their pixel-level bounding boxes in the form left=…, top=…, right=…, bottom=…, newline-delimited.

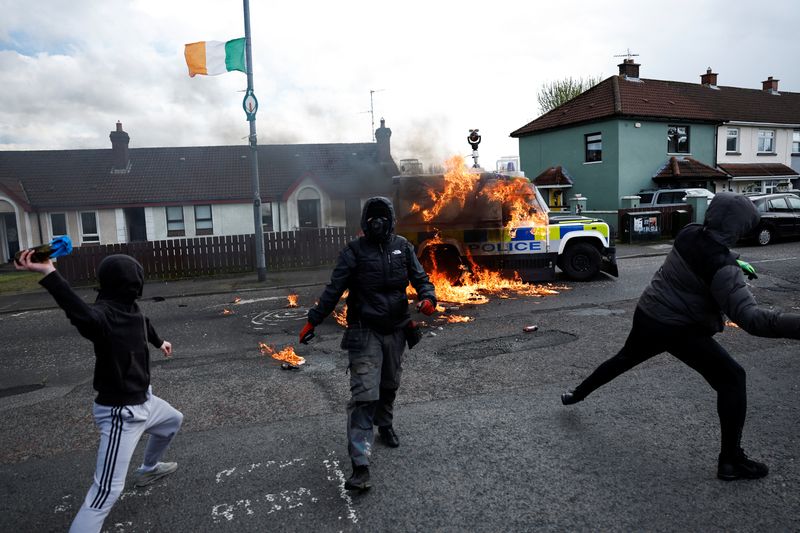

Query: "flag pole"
left=243, top=0, right=267, bottom=281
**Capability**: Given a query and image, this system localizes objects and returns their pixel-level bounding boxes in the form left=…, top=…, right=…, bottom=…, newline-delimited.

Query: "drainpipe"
left=712, top=123, right=720, bottom=192
left=36, top=211, right=44, bottom=244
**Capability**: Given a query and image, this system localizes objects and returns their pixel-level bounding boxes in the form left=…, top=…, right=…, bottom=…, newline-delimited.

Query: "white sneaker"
left=132, top=462, right=178, bottom=487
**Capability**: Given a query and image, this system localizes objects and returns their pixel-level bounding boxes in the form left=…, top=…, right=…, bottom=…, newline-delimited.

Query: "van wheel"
left=421, top=246, right=464, bottom=284
left=561, top=242, right=601, bottom=281
left=756, top=225, right=774, bottom=246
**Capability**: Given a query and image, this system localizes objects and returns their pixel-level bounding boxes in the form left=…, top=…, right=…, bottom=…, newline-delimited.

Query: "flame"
left=422, top=156, right=480, bottom=222
left=481, top=178, right=548, bottom=237
left=221, top=308, right=234, bottom=316
left=333, top=304, right=348, bottom=327
left=410, top=202, right=421, bottom=213
left=411, top=249, right=565, bottom=306
left=440, top=314, right=473, bottom=323
left=725, top=321, right=740, bottom=328
left=287, top=294, right=299, bottom=308
left=259, top=342, right=305, bottom=366
left=232, top=297, right=242, bottom=304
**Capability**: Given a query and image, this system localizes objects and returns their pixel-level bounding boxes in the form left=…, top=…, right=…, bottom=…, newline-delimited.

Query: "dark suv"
left=744, top=193, right=800, bottom=245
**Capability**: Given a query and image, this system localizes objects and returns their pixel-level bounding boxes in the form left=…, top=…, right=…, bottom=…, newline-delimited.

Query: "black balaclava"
left=361, top=197, right=396, bottom=243
left=96, top=254, right=145, bottom=305
left=703, top=192, right=761, bottom=247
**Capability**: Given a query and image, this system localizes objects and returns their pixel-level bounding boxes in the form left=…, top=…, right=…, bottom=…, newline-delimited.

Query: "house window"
left=166, top=206, right=185, bottom=237
left=792, top=130, right=800, bottom=154
left=80, top=211, right=99, bottom=243
left=726, top=128, right=739, bottom=153
left=194, top=205, right=213, bottom=235
left=50, top=213, right=67, bottom=236
left=667, top=125, right=690, bottom=153
left=584, top=132, right=602, bottom=162
left=261, top=202, right=274, bottom=232
left=758, top=129, right=775, bottom=153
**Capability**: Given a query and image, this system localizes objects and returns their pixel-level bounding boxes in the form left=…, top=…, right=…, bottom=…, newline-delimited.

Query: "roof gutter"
left=722, top=120, right=800, bottom=128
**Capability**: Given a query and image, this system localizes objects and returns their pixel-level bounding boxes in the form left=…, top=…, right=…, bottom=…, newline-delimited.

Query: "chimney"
left=617, top=58, right=640, bottom=79
left=762, top=76, right=780, bottom=94
left=375, top=118, right=392, bottom=163
left=700, top=67, right=718, bottom=87
left=109, top=121, right=130, bottom=172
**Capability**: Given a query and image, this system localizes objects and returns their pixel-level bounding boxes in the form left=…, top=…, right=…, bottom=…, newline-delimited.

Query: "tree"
left=537, top=76, right=602, bottom=114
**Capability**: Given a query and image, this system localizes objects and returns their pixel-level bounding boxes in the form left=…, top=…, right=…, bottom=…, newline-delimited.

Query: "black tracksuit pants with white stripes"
left=70, top=389, right=182, bottom=533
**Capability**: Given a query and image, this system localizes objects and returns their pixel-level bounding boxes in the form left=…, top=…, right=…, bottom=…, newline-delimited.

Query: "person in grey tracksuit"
left=561, top=192, right=800, bottom=480
left=299, top=197, right=437, bottom=491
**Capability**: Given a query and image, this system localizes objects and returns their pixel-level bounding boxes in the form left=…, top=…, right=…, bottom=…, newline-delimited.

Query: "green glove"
left=736, top=259, right=758, bottom=280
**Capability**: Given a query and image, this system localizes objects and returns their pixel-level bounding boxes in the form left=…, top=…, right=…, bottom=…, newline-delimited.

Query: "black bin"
left=671, top=209, right=691, bottom=237
left=621, top=211, right=661, bottom=243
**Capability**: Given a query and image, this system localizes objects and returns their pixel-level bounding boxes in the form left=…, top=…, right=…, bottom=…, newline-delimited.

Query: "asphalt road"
left=1, top=241, right=799, bottom=532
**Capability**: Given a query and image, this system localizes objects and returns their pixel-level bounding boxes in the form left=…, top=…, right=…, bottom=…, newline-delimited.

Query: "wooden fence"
left=56, top=227, right=359, bottom=284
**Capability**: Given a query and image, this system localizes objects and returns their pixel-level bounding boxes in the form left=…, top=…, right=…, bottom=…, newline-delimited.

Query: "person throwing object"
left=561, top=192, right=800, bottom=480
left=16, top=252, right=183, bottom=532
left=299, top=197, right=437, bottom=491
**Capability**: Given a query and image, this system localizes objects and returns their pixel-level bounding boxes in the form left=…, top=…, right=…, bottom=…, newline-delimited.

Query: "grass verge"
left=0, top=271, right=42, bottom=294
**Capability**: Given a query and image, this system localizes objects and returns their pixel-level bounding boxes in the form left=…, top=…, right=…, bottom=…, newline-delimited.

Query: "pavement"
left=0, top=240, right=673, bottom=314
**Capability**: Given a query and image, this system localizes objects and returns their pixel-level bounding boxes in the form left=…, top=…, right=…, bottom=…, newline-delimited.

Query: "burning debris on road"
left=286, top=294, right=299, bottom=308
left=258, top=343, right=306, bottom=367
left=221, top=308, right=234, bottom=316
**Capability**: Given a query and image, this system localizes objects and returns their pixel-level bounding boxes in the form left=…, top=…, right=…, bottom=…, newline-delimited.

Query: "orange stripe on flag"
left=184, top=42, right=208, bottom=77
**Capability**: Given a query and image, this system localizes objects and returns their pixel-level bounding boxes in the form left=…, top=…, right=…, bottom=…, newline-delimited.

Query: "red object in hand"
left=299, top=321, right=315, bottom=344
left=417, top=300, right=435, bottom=316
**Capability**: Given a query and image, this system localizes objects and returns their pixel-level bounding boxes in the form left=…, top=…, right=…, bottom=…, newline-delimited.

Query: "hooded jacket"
left=308, top=197, right=437, bottom=333
left=637, top=192, right=800, bottom=337
left=40, top=255, right=163, bottom=406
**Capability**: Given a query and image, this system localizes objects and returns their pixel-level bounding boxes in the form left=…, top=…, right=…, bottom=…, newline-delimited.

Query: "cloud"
left=0, top=0, right=798, bottom=168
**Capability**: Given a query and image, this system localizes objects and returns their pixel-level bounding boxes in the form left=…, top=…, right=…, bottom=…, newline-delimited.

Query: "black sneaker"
left=344, top=463, right=371, bottom=491
left=717, top=450, right=769, bottom=481
left=378, top=426, right=400, bottom=448
left=561, top=390, right=583, bottom=405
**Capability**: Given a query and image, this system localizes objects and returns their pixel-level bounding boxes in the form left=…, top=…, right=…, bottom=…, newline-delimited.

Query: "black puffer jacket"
left=638, top=192, right=800, bottom=337
left=40, top=255, right=163, bottom=406
left=308, top=197, right=437, bottom=333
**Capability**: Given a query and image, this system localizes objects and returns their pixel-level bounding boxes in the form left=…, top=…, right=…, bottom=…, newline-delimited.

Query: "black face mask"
left=367, top=216, right=390, bottom=242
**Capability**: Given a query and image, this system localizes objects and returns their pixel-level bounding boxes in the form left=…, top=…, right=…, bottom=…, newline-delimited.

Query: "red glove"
left=299, top=321, right=315, bottom=344
left=417, top=299, right=435, bottom=316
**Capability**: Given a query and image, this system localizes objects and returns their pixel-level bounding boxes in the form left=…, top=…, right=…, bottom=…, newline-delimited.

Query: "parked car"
left=637, top=188, right=715, bottom=206
left=742, top=193, right=800, bottom=246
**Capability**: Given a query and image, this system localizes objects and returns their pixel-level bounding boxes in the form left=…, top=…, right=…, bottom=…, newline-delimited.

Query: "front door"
left=298, top=199, right=320, bottom=229
left=124, top=208, right=147, bottom=242
left=345, top=198, right=361, bottom=231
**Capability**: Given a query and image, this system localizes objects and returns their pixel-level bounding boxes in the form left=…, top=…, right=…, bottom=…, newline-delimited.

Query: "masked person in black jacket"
left=299, top=197, right=437, bottom=491
left=561, top=193, right=800, bottom=480
left=15, top=252, right=183, bottom=532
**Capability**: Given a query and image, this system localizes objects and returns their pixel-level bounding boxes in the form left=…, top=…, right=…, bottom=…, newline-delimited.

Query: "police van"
left=392, top=171, right=618, bottom=281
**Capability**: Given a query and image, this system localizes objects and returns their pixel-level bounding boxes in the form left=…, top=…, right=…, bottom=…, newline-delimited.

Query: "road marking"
left=323, top=452, right=359, bottom=524
left=750, top=257, right=798, bottom=264
left=210, top=455, right=358, bottom=525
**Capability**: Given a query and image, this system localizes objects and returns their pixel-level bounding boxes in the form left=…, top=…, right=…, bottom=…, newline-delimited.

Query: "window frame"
left=757, top=129, right=776, bottom=154
left=166, top=206, right=185, bottom=237
left=261, top=201, right=274, bottom=232
left=79, top=211, right=100, bottom=244
left=49, top=212, right=67, bottom=237
left=792, top=130, right=800, bottom=155
left=667, top=125, right=690, bottom=154
left=726, top=127, right=739, bottom=153
left=584, top=132, right=602, bottom=163
left=194, top=204, right=213, bottom=236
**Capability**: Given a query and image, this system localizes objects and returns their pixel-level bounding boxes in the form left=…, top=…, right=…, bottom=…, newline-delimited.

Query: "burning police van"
left=392, top=164, right=618, bottom=282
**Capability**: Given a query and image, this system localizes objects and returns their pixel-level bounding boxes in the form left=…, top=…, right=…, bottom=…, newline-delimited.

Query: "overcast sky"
left=1, top=0, right=798, bottom=169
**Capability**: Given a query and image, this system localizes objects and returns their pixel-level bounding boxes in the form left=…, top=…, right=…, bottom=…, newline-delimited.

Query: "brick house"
left=511, top=61, right=800, bottom=211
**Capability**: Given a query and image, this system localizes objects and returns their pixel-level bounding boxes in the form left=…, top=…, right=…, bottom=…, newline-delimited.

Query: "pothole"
left=436, top=330, right=578, bottom=360
left=0, top=383, right=46, bottom=398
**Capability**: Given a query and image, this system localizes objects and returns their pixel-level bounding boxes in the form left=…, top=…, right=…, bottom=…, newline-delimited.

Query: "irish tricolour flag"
left=184, top=38, right=246, bottom=77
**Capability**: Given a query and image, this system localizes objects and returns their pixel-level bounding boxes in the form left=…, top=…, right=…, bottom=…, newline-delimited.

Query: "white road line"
left=324, top=452, right=359, bottom=524
left=750, top=257, right=798, bottom=264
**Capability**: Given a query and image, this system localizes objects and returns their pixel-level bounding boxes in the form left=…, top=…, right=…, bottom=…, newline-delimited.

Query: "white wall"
left=718, top=124, right=794, bottom=164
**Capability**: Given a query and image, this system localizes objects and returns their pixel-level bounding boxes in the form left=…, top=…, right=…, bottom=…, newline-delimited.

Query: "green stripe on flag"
left=225, top=38, right=246, bottom=73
